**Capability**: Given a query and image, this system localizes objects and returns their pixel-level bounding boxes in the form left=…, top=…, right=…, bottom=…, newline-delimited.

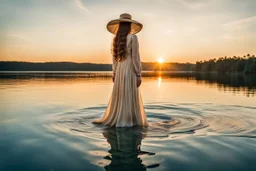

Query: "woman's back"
left=113, top=34, right=142, bottom=78
left=92, top=13, right=147, bottom=127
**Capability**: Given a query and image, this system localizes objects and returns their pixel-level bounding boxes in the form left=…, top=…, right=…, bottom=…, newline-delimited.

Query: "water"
left=0, top=71, right=256, bottom=171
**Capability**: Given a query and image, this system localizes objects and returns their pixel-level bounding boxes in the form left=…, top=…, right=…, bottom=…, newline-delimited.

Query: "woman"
left=92, top=13, right=148, bottom=127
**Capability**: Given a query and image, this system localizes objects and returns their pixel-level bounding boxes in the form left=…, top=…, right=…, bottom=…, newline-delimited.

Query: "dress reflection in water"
left=102, top=127, right=159, bottom=171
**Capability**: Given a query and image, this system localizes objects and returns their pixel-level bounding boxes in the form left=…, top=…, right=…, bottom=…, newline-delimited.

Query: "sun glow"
left=158, top=58, right=164, bottom=64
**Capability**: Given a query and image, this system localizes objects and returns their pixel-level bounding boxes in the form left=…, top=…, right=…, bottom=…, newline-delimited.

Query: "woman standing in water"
left=92, top=13, right=148, bottom=127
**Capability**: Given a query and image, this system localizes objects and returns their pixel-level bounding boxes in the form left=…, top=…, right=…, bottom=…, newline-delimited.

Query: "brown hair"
left=112, top=22, right=131, bottom=61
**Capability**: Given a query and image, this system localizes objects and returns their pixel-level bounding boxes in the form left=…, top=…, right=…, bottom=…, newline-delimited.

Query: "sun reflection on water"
left=158, top=77, right=162, bottom=87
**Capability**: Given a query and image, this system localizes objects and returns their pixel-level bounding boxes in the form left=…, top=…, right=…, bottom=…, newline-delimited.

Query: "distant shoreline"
left=0, top=61, right=194, bottom=71
left=1, top=55, right=255, bottom=74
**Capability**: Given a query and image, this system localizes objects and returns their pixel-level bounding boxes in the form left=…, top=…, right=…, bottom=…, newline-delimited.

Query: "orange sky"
left=0, top=0, right=255, bottom=63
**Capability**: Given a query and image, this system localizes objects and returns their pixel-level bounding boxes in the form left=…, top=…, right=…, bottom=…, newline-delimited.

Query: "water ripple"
left=45, top=103, right=256, bottom=140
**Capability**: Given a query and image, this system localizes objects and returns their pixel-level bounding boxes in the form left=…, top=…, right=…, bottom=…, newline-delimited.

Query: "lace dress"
left=93, top=34, right=148, bottom=127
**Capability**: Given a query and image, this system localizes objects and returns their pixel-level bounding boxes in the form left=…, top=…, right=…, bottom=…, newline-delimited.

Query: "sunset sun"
left=158, top=58, right=164, bottom=64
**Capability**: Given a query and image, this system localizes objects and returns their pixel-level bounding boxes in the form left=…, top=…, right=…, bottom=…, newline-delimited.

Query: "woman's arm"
left=131, top=34, right=142, bottom=77
left=112, top=57, right=117, bottom=82
left=131, top=34, right=142, bottom=87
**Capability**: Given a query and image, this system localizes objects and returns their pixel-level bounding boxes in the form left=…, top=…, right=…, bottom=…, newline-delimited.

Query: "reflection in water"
left=102, top=127, right=159, bottom=171
left=1, top=71, right=255, bottom=97
left=194, top=73, right=256, bottom=96
left=158, top=77, right=161, bottom=87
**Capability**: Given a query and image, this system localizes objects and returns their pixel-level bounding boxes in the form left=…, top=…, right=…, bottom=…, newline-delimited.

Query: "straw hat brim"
left=107, top=19, right=143, bottom=35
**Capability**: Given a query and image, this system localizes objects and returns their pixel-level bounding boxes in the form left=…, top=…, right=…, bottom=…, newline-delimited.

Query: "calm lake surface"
left=0, top=71, right=256, bottom=171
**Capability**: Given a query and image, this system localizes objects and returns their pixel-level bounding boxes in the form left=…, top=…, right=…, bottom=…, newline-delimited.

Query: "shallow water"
left=0, top=72, right=256, bottom=171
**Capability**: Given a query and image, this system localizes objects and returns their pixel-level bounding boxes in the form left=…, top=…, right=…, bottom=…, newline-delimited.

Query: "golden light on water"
left=158, top=77, right=162, bottom=87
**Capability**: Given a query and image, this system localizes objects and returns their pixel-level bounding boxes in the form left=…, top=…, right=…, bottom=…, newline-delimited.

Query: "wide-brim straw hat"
left=107, top=13, right=143, bottom=35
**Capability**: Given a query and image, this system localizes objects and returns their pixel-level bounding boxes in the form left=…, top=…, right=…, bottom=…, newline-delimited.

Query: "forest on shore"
left=195, top=54, right=256, bottom=74
left=0, top=54, right=255, bottom=74
left=0, top=61, right=194, bottom=71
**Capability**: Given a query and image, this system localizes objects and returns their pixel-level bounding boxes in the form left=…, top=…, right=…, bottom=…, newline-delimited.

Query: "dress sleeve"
left=112, top=56, right=117, bottom=74
left=131, top=34, right=142, bottom=76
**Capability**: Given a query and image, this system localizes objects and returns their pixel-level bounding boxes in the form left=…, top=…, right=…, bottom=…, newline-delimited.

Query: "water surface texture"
left=0, top=72, right=256, bottom=171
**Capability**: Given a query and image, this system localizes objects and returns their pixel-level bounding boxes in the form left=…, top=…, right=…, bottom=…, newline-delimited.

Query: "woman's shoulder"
left=128, top=34, right=138, bottom=40
left=128, top=33, right=137, bottom=37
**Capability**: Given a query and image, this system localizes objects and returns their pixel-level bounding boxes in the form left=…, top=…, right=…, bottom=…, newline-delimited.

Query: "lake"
left=0, top=71, right=256, bottom=171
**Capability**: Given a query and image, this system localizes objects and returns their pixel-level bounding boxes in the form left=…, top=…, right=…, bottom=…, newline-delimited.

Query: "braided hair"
left=112, top=22, right=131, bottom=61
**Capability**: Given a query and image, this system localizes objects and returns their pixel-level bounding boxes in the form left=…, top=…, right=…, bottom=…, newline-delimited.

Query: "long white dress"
left=93, top=34, right=148, bottom=127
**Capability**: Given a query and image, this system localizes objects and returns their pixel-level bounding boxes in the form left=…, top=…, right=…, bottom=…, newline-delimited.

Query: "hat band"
left=120, top=16, right=131, bottom=19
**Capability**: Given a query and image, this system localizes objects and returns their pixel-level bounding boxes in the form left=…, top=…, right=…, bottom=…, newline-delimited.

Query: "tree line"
left=195, top=54, right=256, bottom=74
left=1, top=54, right=255, bottom=74
left=0, top=61, right=194, bottom=71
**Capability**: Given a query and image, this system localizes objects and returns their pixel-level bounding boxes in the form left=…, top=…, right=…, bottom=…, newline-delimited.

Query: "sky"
left=0, top=0, right=256, bottom=63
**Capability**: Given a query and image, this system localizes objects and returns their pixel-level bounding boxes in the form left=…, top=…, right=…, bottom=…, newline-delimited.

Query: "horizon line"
left=0, top=60, right=195, bottom=64
left=0, top=54, right=255, bottom=65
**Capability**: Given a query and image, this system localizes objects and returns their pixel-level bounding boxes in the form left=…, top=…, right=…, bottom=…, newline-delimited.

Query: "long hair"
left=112, top=22, right=131, bottom=61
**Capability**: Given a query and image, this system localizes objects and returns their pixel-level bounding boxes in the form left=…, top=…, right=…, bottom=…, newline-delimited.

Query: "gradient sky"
left=0, top=0, right=256, bottom=63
